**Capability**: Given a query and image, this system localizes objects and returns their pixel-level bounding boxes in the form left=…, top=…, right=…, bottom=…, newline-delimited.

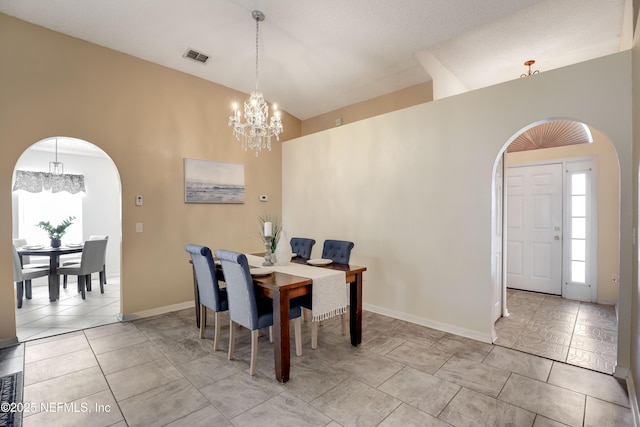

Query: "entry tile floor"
left=14, top=276, right=120, bottom=342
left=495, top=289, right=618, bottom=374
left=1, top=306, right=632, bottom=426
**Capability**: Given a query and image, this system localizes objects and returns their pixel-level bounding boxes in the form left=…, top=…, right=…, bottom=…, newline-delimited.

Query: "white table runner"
left=245, top=254, right=347, bottom=322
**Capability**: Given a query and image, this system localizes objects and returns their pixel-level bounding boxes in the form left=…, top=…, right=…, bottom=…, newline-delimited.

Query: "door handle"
left=554, top=236, right=560, bottom=240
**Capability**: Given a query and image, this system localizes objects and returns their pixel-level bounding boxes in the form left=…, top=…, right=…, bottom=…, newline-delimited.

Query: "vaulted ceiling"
left=0, top=0, right=630, bottom=121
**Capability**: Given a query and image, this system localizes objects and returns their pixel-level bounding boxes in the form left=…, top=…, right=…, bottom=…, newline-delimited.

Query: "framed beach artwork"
left=184, top=158, right=245, bottom=203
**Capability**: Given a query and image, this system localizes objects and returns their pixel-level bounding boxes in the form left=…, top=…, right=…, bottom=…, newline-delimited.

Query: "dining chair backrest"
left=63, top=234, right=107, bottom=263
left=89, top=234, right=108, bottom=266
left=185, top=244, right=227, bottom=312
left=13, top=238, right=32, bottom=265
left=215, top=249, right=259, bottom=331
left=77, top=239, right=108, bottom=275
left=321, top=239, right=355, bottom=264
left=12, top=245, right=23, bottom=282
left=290, top=237, right=316, bottom=260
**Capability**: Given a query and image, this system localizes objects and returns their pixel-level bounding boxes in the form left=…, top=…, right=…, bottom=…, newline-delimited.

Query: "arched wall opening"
left=491, top=118, right=621, bottom=372
left=11, top=136, right=122, bottom=340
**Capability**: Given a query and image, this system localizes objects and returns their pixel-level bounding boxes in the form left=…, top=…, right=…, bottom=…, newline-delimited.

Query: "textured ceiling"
left=0, top=0, right=629, bottom=120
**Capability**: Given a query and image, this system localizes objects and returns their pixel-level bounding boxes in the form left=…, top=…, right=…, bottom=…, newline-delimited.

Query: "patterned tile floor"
left=14, top=276, right=120, bottom=342
left=1, top=283, right=629, bottom=426
left=495, top=289, right=618, bottom=374
left=0, top=308, right=632, bottom=426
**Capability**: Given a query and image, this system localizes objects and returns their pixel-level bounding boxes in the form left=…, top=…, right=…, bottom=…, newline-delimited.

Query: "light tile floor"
left=1, top=305, right=633, bottom=426
left=495, top=289, right=619, bottom=374
left=15, top=276, right=120, bottom=342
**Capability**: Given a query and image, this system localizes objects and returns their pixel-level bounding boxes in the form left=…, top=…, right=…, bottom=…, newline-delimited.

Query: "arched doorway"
left=11, top=136, right=122, bottom=341
left=491, top=119, right=621, bottom=374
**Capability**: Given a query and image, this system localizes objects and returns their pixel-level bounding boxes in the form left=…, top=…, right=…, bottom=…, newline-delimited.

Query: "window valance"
left=12, top=170, right=86, bottom=194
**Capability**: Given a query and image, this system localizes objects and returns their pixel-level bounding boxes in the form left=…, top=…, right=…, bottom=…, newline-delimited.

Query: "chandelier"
left=228, top=10, right=283, bottom=157
left=520, top=60, right=539, bottom=78
left=49, top=138, right=64, bottom=175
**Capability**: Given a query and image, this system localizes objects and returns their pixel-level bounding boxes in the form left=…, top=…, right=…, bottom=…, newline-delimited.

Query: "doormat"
left=0, top=372, right=23, bottom=427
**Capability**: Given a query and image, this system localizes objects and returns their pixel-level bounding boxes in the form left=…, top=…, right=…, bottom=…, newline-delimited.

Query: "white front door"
left=506, top=163, right=563, bottom=295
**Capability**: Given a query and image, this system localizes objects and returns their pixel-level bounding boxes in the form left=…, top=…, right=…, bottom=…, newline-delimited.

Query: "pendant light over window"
left=49, top=138, right=64, bottom=175
left=13, top=138, right=86, bottom=194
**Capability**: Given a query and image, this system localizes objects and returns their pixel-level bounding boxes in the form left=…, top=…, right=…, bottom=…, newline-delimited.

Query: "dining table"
left=190, top=253, right=366, bottom=383
left=17, top=246, right=83, bottom=302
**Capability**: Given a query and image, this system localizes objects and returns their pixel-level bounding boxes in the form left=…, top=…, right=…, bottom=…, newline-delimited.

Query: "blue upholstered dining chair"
left=215, top=249, right=303, bottom=376
left=321, top=239, right=355, bottom=264
left=184, top=244, right=228, bottom=350
left=290, top=237, right=316, bottom=261
left=12, top=245, right=49, bottom=308
left=289, top=237, right=317, bottom=340
left=294, top=239, right=356, bottom=349
left=57, top=239, right=108, bottom=299
left=321, top=239, right=355, bottom=338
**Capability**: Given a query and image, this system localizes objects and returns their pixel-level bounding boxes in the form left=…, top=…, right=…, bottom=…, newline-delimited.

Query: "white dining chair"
left=12, top=245, right=49, bottom=308
left=57, top=239, right=108, bottom=299
left=62, top=235, right=108, bottom=289
left=12, top=238, right=49, bottom=269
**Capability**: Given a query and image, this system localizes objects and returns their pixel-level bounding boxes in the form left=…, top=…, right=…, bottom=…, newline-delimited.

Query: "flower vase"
left=50, top=238, right=61, bottom=248
left=274, top=229, right=292, bottom=265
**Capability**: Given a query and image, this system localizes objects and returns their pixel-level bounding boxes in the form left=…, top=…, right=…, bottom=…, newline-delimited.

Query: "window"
left=567, top=167, right=592, bottom=286
left=17, top=190, right=83, bottom=245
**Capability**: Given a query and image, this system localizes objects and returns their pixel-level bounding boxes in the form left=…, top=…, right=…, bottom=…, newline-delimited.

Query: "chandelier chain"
left=49, top=137, right=64, bottom=175
left=255, top=15, right=259, bottom=92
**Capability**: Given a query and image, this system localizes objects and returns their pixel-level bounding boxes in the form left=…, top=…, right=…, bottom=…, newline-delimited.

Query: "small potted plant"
left=36, top=216, right=76, bottom=248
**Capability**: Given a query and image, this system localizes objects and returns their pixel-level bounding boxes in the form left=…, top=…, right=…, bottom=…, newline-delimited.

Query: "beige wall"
left=0, top=14, right=300, bottom=342
left=283, top=52, right=633, bottom=369
left=506, top=128, right=620, bottom=304
left=300, top=82, right=433, bottom=136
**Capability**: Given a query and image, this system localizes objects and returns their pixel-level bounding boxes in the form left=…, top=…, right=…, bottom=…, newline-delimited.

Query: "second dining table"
left=17, top=245, right=83, bottom=302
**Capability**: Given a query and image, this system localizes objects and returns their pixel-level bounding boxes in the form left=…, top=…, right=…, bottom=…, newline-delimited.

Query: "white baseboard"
left=0, top=337, right=19, bottom=350
left=627, top=374, right=640, bottom=427
left=362, top=303, right=493, bottom=343
left=119, top=301, right=194, bottom=322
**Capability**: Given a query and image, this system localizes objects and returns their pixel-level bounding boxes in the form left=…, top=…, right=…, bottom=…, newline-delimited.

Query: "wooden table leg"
left=272, top=289, right=291, bottom=383
left=349, top=272, right=363, bottom=346
left=48, top=255, right=58, bottom=302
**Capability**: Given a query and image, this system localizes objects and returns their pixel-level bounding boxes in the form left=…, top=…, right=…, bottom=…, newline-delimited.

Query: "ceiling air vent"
left=184, top=49, right=209, bottom=64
